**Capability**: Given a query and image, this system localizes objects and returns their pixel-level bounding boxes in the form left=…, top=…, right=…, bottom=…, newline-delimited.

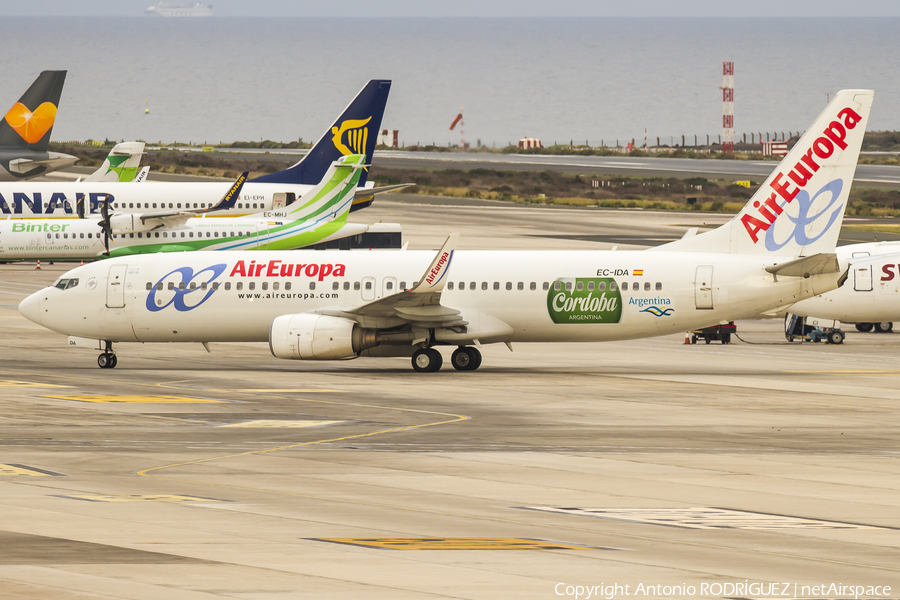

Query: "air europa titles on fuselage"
left=228, top=259, right=346, bottom=282
left=741, top=105, right=863, bottom=244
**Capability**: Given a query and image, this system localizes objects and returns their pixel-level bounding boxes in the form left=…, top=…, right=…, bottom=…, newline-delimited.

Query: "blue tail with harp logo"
left=250, top=79, right=391, bottom=188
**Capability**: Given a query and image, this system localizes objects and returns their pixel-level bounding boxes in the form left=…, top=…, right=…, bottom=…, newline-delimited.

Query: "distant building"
left=378, top=129, right=399, bottom=148
left=518, top=138, right=542, bottom=149
left=761, top=141, right=788, bottom=157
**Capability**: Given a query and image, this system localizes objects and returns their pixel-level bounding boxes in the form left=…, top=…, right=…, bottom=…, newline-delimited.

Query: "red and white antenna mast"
left=722, top=61, right=734, bottom=153
left=449, top=107, right=468, bottom=149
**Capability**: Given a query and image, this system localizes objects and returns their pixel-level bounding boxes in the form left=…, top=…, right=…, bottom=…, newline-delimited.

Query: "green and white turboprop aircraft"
left=0, top=154, right=393, bottom=260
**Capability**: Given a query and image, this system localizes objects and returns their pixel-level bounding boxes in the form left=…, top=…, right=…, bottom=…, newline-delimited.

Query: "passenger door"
left=694, top=265, right=714, bottom=309
left=106, top=264, right=127, bottom=308
left=853, top=264, right=873, bottom=292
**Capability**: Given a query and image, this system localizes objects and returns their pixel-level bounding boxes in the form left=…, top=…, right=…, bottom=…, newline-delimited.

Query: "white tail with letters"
left=655, top=89, right=874, bottom=257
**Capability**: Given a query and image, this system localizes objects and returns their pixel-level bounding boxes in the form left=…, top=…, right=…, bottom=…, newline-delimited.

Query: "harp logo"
left=331, top=117, right=372, bottom=156
left=5, top=101, right=58, bottom=144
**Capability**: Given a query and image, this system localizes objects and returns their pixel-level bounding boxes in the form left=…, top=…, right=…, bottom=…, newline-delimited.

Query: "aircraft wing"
left=132, top=171, right=247, bottom=229
left=318, top=233, right=465, bottom=329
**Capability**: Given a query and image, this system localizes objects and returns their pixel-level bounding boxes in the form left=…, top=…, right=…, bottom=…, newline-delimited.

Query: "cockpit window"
left=53, top=278, right=79, bottom=290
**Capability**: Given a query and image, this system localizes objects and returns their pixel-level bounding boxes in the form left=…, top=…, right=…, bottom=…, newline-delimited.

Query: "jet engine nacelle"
left=268, top=313, right=378, bottom=360
left=108, top=213, right=159, bottom=235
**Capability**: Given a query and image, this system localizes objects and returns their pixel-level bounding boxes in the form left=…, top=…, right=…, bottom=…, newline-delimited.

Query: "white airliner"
left=19, top=90, right=873, bottom=371
left=0, top=80, right=407, bottom=218
left=0, top=156, right=392, bottom=260
left=785, top=241, right=900, bottom=333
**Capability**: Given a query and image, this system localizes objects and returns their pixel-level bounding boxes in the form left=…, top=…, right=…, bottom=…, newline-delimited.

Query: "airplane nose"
left=18, top=291, right=43, bottom=325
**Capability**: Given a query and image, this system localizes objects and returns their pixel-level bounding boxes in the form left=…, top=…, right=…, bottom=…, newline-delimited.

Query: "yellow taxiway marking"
left=234, top=389, right=347, bottom=393
left=218, top=420, right=344, bottom=428
left=60, top=494, right=220, bottom=503
left=787, top=370, right=900, bottom=375
left=0, top=380, right=72, bottom=389
left=317, top=538, right=602, bottom=551
left=41, top=395, right=223, bottom=403
left=0, top=464, right=63, bottom=477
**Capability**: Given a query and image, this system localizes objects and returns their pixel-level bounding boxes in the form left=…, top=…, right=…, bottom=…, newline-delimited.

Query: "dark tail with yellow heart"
left=0, top=70, right=67, bottom=151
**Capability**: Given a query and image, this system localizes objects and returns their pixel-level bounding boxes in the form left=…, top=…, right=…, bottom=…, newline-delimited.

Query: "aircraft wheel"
left=451, top=347, right=472, bottom=371
left=98, top=353, right=111, bottom=369
left=109, top=354, right=118, bottom=369
left=874, top=322, right=894, bottom=333
left=412, top=348, right=442, bottom=372
left=855, top=323, right=874, bottom=333
left=468, top=347, right=482, bottom=370
left=828, top=330, right=845, bottom=345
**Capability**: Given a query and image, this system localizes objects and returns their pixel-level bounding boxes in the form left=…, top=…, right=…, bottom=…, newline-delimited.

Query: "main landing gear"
left=97, top=341, right=117, bottom=369
left=411, top=346, right=482, bottom=372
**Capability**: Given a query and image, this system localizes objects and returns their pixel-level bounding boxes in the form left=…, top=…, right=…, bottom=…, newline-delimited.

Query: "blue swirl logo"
left=764, top=179, right=843, bottom=251
left=640, top=306, right=674, bottom=317
left=146, top=264, right=227, bottom=312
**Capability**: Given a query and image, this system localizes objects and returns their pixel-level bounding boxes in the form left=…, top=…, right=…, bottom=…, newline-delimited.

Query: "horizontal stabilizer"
left=353, top=183, right=415, bottom=198
left=765, top=253, right=840, bottom=278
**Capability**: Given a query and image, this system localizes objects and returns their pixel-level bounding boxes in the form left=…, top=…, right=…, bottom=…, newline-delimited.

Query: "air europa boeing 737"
left=19, top=90, right=873, bottom=372
left=0, top=80, right=407, bottom=217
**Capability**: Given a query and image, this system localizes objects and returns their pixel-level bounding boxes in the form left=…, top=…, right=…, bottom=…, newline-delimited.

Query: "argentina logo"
left=146, top=264, right=227, bottom=312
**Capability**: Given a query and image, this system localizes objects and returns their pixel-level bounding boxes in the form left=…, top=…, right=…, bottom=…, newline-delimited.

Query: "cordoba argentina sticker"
left=547, top=277, right=622, bottom=324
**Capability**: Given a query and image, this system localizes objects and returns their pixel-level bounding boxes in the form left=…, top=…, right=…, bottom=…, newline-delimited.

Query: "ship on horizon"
left=145, top=2, right=213, bottom=17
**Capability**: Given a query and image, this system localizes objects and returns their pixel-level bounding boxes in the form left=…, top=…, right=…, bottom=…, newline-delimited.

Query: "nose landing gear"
left=97, top=341, right=117, bottom=369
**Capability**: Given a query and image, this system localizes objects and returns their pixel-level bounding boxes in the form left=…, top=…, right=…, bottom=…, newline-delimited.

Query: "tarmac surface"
left=1, top=202, right=899, bottom=599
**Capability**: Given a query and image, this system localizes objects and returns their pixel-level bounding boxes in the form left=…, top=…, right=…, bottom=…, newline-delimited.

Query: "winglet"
left=202, top=171, right=248, bottom=213
left=409, top=233, right=459, bottom=294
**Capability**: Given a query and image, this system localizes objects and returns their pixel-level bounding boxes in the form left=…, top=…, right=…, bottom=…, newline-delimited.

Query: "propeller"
left=97, top=194, right=113, bottom=255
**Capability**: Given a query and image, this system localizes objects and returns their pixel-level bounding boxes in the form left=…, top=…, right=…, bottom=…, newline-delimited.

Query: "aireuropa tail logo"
left=547, top=277, right=622, bottom=324
left=146, top=264, right=226, bottom=312
left=331, top=117, right=372, bottom=155
left=5, top=101, right=58, bottom=144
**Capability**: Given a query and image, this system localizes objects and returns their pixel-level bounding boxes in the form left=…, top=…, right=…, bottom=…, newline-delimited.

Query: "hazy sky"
left=3, top=0, right=900, bottom=17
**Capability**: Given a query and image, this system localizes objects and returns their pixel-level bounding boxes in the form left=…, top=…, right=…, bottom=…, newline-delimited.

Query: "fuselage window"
left=493, top=282, right=499, bottom=290
left=587, top=281, right=594, bottom=291
left=168, top=282, right=175, bottom=290
left=88, top=233, right=92, bottom=239
left=333, top=282, right=340, bottom=290
left=386, top=281, right=393, bottom=290
left=79, top=233, right=84, bottom=239
left=178, top=282, right=185, bottom=291
left=310, top=282, right=316, bottom=290
left=530, top=282, right=536, bottom=290
left=224, top=282, right=231, bottom=291
left=457, top=282, right=464, bottom=290
left=181, top=232, right=186, bottom=238
left=55, top=233, right=60, bottom=239
left=262, top=282, right=268, bottom=290
left=190, top=232, right=194, bottom=238
left=163, top=232, right=168, bottom=238
left=129, top=233, right=134, bottom=239
left=644, top=282, right=651, bottom=291
left=189, top=282, right=196, bottom=291
left=212, top=282, right=219, bottom=290
left=155, top=232, right=160, bottom=238
left=553, top=282, right=561, bottom=291
left=354, top=282, right=360, bottom=291
left=236, top=282, right=243, bottom=291
left=576, top=281, right=583, bottom=291
left=469, top=282, right=476, bottom=290
left=610, top=282, right=618, bottom=291
left=448, top=282, right=454, bottom=290
left=543, top=282, right=550, bottom=291
left=194, top=203, right=198, bottom=208
left=253, top=203, right=258, bottom=209
left=656, top=282, right=662, bottom=291
left=177, top=203, right=182, bottom=209
left=400, top=281, right=406, bottom=289
left=517, top=282, right=524, bottom=291
left=482, top=282, right=488, bottom=290
left=169, top=203, right=173, bottom=209
left=145, top=282, right=152, bottom=291
left=598, top=281, right=606, bottom=291
left=343, top=282, right=349, bottom=290
left=506, top=282, right=512, bottom=290
left=137, top=233, right=142, bottom=238
left=214, top=232, right=219, bottom=238
left=273, top=282, right=279, bottom=291
left=565, top=282, right=572, bottom=291
left=621, top=282, right=628, bottom=291
left=365, top=281, right=372, bottom=290
left=129, top=203, right=134, bottom=209
left=156, top=282, right=163, bottom=291
left=152, top=203, right=157, bottom=209
left=201, top=282, right=207, bottom=291
left=249, top=282, right=255, bottom=290
left=285, top=282, right=291, bottom=291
